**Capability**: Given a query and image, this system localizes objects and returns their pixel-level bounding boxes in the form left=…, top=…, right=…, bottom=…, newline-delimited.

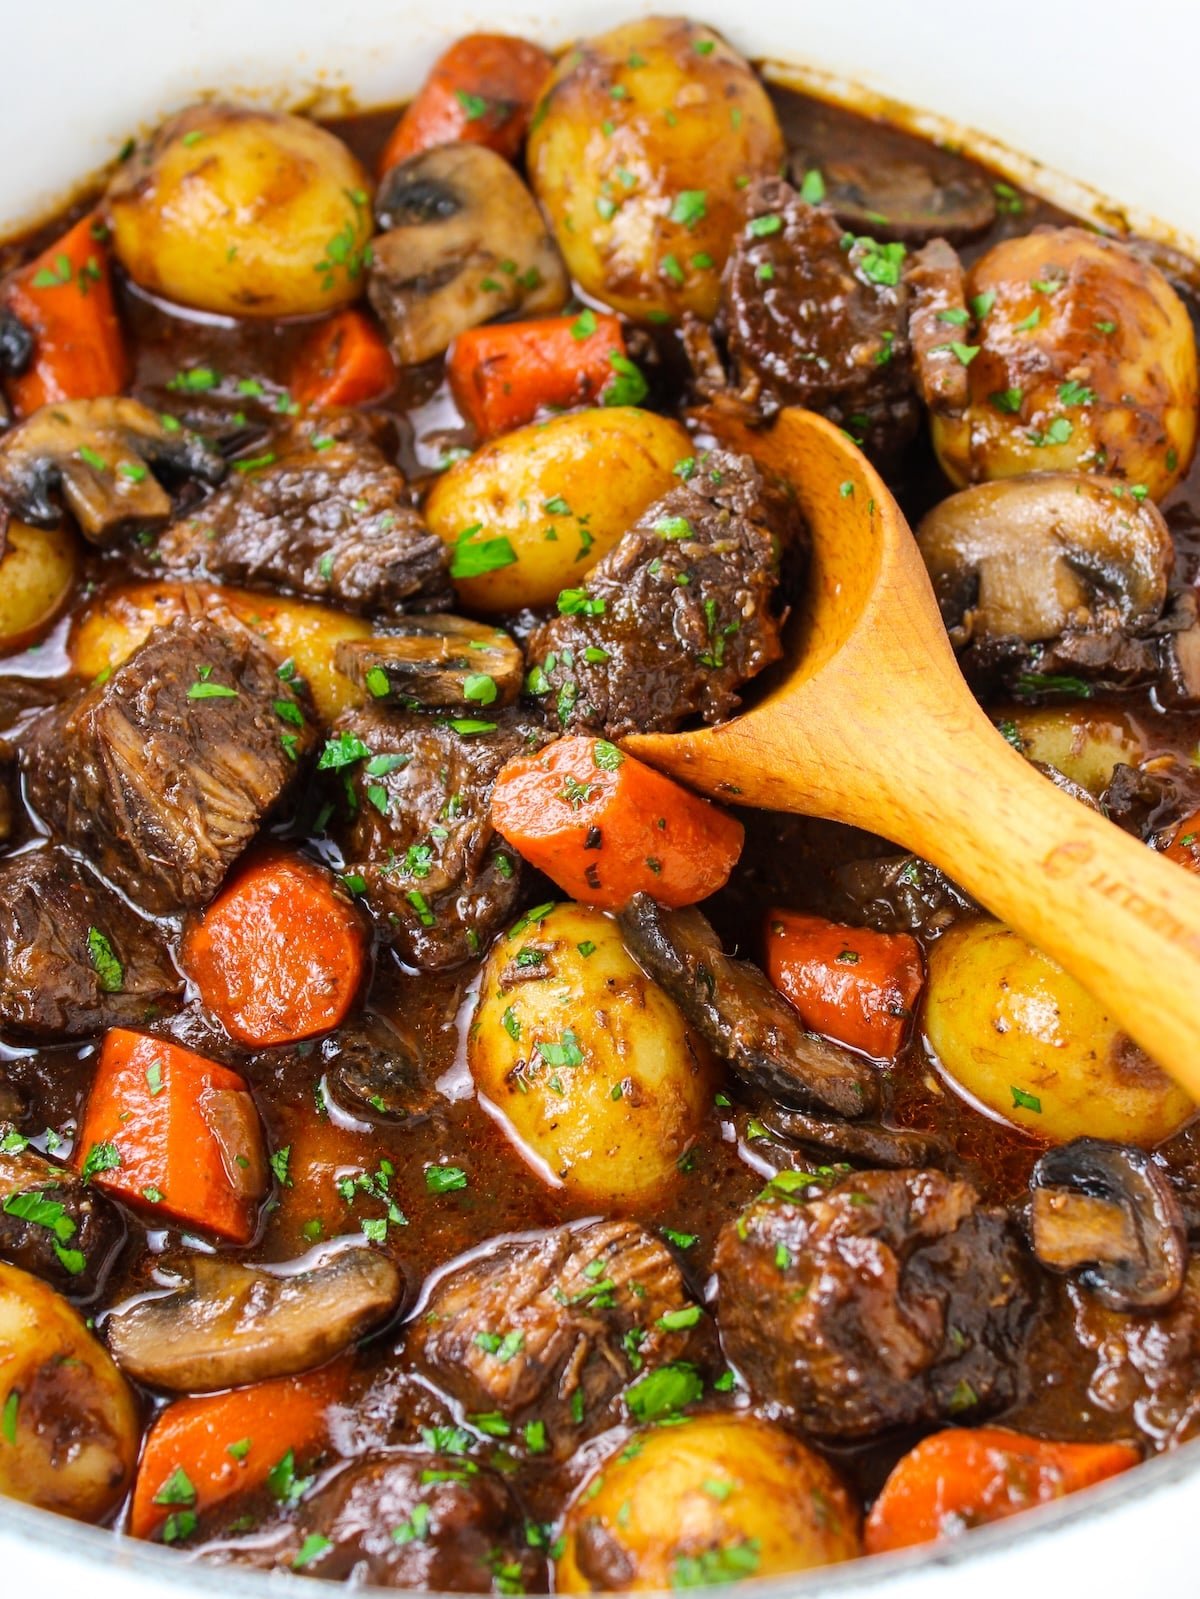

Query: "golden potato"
left=0, top=520, right=78, bottom=654
left=69, top=580, right=370, bottom=721
left=931, top=228, right=1197, bottom=500
left=1000, top=705, right=1146, bottom=795
left=528, top=17, right=784, bottom=321
left=107, top=104, right=373, bottom=318
left=469, top=903, right=711, bottom=1206
left=0, top=1262, right=138, bottom=1521
left=424, top=406, right=692, bottom=612
left=925, top=919, right=1193, bottom=1146
left=556, top=1413, right=861, bottom=1590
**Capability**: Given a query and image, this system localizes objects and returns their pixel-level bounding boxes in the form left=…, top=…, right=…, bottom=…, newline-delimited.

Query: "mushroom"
left=1160, top=612, right=1200, bottom=708
left=754, top=1104, right=952, bottom=1169
left=104, top=1246, right=402, bottom=1391
left=368, top=143, right=567, bottom=366
left=794, top=151, right=997, bottom=246
left=617, top=893, right=877, bottom=1120
left=916, top=473, right=1174, bottom=683
left=1029, top=1138, right=1187, bottom=1310
left=0, top=396, right=225, bottom=546
left=335, top=615, right=524, bottom=711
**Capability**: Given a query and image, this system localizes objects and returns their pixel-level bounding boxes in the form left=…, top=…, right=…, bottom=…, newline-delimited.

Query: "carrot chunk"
left=765, top=911, right=923, bottom=1059
left=379, top=33, right=553, bottom=173
left=181, top=848, right=367, bottom=1047
left=447, top=313, right=629, bottom=439
left=290, top=309, right=396, bottom=409
left=130, top=1361, right=348, bottom=1540
left=491, top=735, right=743, bottom=910
left=2, top=213, right=128, bottom=418
left=864, top=1427, right=1140, bottom=1554
left=1164, top=807, right=1200, bottom=874
left=76, top=1029, right=266, bottom=1244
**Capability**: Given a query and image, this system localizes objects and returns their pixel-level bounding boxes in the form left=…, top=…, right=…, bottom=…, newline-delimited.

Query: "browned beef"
left=0, top=847, right=181, bottom=1039
left=714, top=1167, right=1033, bottom=1439
left=24, top=616, right=318, bottom=914
left=328, top=703, right=546, bottom=969
left=0, top=1140, right=124, bottom=1297
left=406, top=1220, right=695, bottom=1456
left=145, top=414, right=452, bottom=615
left=527, top=450, right=785, bottom=738
left=279, top=1451, right=544, bottom=1589
left=720, top=178, right=919, bottom=457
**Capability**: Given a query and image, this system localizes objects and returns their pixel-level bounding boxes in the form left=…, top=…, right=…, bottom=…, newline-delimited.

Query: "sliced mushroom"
left=368, top=143, right=568, bottom=366
left=1029, top=1138, right=1187, bottom=1310
left=1160, top=613, right=1200, bottom=708
left=335, top=615, right=524, bottom=711
left=319, top=1013, right=435, bottom=1123
left=795, top=152, right=996, bottom=246
left=906, top=238, right=970, bottom=415
left=618, top=893, right=876, bottom=1119
left=0, top=397, right=225, bottom=545
left=755, top=1104, right=951, bottom=1168
left=105, top=1246, right=402, bottom=1392
left=917, top=473, right=1174, bottom=681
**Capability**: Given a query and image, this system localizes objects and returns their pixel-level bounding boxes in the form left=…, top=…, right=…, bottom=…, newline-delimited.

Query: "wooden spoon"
left=625, top=408, right=1200, bottom=1101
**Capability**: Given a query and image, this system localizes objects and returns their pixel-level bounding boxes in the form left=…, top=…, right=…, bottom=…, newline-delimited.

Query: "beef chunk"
left=329, top=704, right=546, bottom=970
left=1071, top=1258, right=1200, bottom=1449
left=406, top=1220, right=696, bottom=1455
left=714, top=1168, right=1033, bottom=1439
left=0, top=1141, right=124, bottom=1297
left=527, top=450, right=785, bottom=739
left=619, top=895, right=877, bottom=1119
left=275, top=1451, right=543, bottom=1590
left=906, top=237, right=971, bottom=414
left=719, top=178, right=919, bottom=458
left=25, top=616, right=318, bottom=914
left=0, top=847, right=181, bottom=1039
left=146, top=413, right=452, bottom=614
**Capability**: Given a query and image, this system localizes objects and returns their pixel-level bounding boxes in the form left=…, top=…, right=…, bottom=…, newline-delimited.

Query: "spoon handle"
left=880, top=710, right=1200, bottom=1102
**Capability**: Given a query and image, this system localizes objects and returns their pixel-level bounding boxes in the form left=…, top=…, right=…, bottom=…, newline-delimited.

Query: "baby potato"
left=556, top=1413, right=861, bottom=1590
left=424, top=406, right=691, bottom=612
left=528, top=17, right=784, bottom=320
left=469, top=903, right=711, bottom=1207
left=931, top=228, right=1197, bottom=500
left=925, top=919, right=1193, bottom=1146
left=69, top=580, right=371, bottom=721
left=1001, top=705, right=1146, bottom=795
left=0, top=520, right=78, bottom=654
left=0, top=1262, right=138, bottom=1521
left=107, top=104, right=373, bottom=318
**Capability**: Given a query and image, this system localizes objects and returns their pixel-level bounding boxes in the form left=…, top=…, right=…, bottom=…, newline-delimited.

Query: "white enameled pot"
left=3, top=0, right=1200, bottom=1593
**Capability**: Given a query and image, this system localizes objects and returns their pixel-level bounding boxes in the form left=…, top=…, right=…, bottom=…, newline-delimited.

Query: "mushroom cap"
left=368, top=142, right=567, bottom=366
left=1029, top=1137, right=1187, bottom=1310
left=0, top=397, right=224, bottom=545
left=916, top=472, right=1173, bottom=647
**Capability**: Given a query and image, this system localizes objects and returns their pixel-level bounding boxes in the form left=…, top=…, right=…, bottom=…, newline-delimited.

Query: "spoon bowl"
left=626, top=407, right=1200, bottom=1102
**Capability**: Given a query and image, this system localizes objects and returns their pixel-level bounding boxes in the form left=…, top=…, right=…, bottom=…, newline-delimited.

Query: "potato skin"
left=107, top=104, right=373, bottom=318
left=925, top=919, right=1193, bottom=1145
left=0, top=1262, right=138, bottom=1521
left=469, top=903, right=711, bottom=1206
left=528, top=18, right=784, bottom=320
left=931, top=229, right=1197, bottom=501
left=556, top=1413, right=861, bottom=1590
left=1001, top=705, right=1145, bottom=795
left=424, top=407, right=692, bottom=612
left=0, top=520, right=78, bottom=654
left=69, top=580, right=370, bottom=722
